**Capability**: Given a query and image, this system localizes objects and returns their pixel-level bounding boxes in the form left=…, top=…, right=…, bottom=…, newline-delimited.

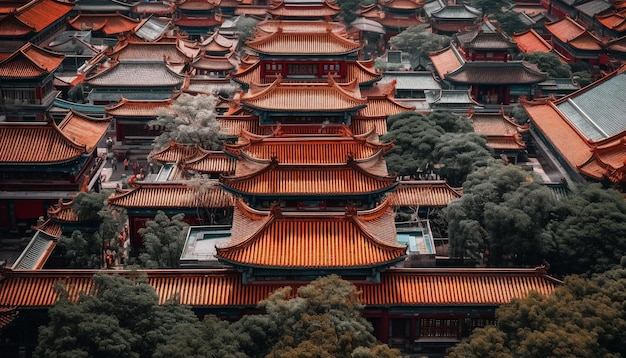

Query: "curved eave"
left=215, top=255, right=407, bottom=270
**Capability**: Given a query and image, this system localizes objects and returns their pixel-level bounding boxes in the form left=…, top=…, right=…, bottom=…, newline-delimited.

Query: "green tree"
left=336, top=0, right=372, bottom=24
left=389, top=24, right=450, bottom=68
left=58, top=230, right=102, bottom=268
left=545, top=183, right=626, bottom=276
left=233, top=275, right=400, bottom=358
left=233, top=15, right=258, bottom=41
left=495, top=11, right=528, bottom=36
left=444, top=163, right=558, bottom=266
left=35, top=274, right=199, bottom=358
left=446, top=268, right=626, bottom=358
left=137, top=211, right=189, bottom=268
left=471, top=0, right=509, bottom=16
left=522, top=52, right=571, bottom=78
left=432, top=132, right=493, bottom=187
left=150, top=93, right=222, bottom=150
left=72, top=191, right=109, bottom=222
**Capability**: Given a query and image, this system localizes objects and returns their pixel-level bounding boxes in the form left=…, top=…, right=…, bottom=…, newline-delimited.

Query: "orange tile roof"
left=255, top=20, right=348, bottom=35
left=5, top=0, right=72, bottom=33
left=268, top=2, right=341, bottom=18
left=47, top=199, right=79, bottom=223
left=57, top=110, right=111, bottom=153
left=0, top=122, right=95, bottom=163
left=192, top=54, right=237, bottom=71
left=429, top=46, right=464, bottom=79
left=246, top=27, right=361, bottom=55
left=217, top=200, right=405, bottom=268
left=218, top=115, right=260, bottom=136
left=379, top=0, right=424, bottom=10
left=579, top=139, right=626, bottom=182
left=471, top=112, right=529, bottom=136
left=106, top=97, right=174, bottom=117
left=68, top=13, right=140, bottom=35
left=242, top=76, right=367, bottom=112
left=149, top=142, right=205, bottom=163
left=174, top=15, right=223, bottom=28
left=177, top=0, right=220, bottom=10
left=0, top=267, right=560, bottom=308
left=377, top=13, right=424, bottom=28
left=391, top=181, right=462, bottom=207
left=225, top=129, right=392, bottom=164
left=32, top=220, right=63, bottom=238
left=357, top=97, right=415, bottom=118
left=545, top=16, right=602, bottom=50
left=512, top=29, right=553, bottom=53
left=182, top=150, right=238, bottom=174
left=524, top=99, right=592, bottom=169
left=221, top=159, right=397, bottom=196
left=484, top=137, right=526, bottom=151
left=596, top=11, right=626, bottom=33
left=133, top=1, right=174, bottom=15
left=201, top=30, right=238, bottom=51
left=0, top=13, right=33, bottom=36
left=235, top=5, right=270, bottom=16
left=108, top=182, right=234, bottom=209
left=0, top=307, right=18, bottom=329
left=350, top=117, right=388, bottom=135
left=0, top=42, right=64, bottom=79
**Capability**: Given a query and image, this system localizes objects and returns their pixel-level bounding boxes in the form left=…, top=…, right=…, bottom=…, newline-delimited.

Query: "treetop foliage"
left=136, top=211, right=189, bottom=269
left=522, top=52, right=572, bottom=78
left=446, top=267, right=626, bottom=358
left=150, top=93, right=223, bottom=150
left=389, top=24, right=450, bottom=68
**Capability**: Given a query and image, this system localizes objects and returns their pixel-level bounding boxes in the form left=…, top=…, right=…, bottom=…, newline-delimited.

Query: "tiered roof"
left=523, top=65, right=626, bottom=186
left=545, top=16, right=603, bottom=51
left=224, top=127, right=392, bottom=164
left=455, top=26, right=517, bottom=51
left=245, top=21, right=361, bottom=55
left=0, top=111, right=110, bottom=164
left=0, top=42, right=64, bottom=79
left=201, top=30, right=239, bottom=53
left=108, top=182, right=234, bottom=209
left=0, top=266, right=560, bottom=307
left=470, top=112, right=528, bottom=151
left=390, top=181, right=463, bottom=207
left=221, top=155, right=396, bottom=197
left=267, top=1, right=341, bottom=18
left=0, top=0, right=73, bottom=37
left=241, top=76, right=368, bottom=113
left=444, top=61, right=547, bottom=85
left=68, top=13, right=141, bottom=35
left=357, top=80, right=416, bottom=118
left=215, top=199, right=406, bottom=269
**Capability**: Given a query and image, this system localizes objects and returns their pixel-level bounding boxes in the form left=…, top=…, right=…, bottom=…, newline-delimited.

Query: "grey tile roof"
left=556, top=71, right=626, bottom=141
left=445, top=61, right=547, bottom=84
left=382, top=71, right=442, bottom=91
left=86, top=62, right=185, bottom=87
left=135, top=17, right=170, bottom=42
left=575, top=0, right=612, bottom=17
left=431, top=4, right=481, bottom=19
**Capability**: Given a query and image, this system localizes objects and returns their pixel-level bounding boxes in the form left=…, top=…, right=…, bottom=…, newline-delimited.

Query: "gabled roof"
left=86, top=61, right=185, bottom=87
left=596, top=10, right=626, bottom=33
left=512, top=28, right=553, bottom=53
left=110, top=40, right=192, bottom=64
left=133, top=16, right=172, bottom=42
left=429, top=46, right=464, bottom=79
left=191, top=53, right=238, bottom=71
left=390, top=180, right=462, bottom=207
left=216, top=199, right=406, bottom=269
left=56, top=110, right=112, bottom=152
left=0, top=267, right=560, bottom=308
left=431, top=4, right=481, bottom=19
left=267, top=1, right=341, bottom=18
left=106, top=97, right=174, bottom=117
left=455, top=26, right=517, bottom=50
left=470, top=112, right=528, bottom=151
left=224, top=127, right=392, bottom=164
left=575, top=0, right=612, bottom=18
left=201, top=30, right=238, bottom=53
left=0, top=0, right=72, bottom=36
left=445, top=61, right=547, bottom=84
left=177, top=0, right=221, bottom=11
left=108, top=182, right=234, bottom=209
left=246, top=22, right=361, bottom=55
left=0, top=112, right=109, bottom=164
left=11, top=230, right=56, bottom=270
left=523, top=65, right=626, bottom=185
left=241, top=76, right=368, bottom=112
left=378, top=0, right=424, bottom=11
left=0, top=42, right=64, bottom=79
left=68, top=13, right=141, bottom=35
left=220, top=156, right=397, bottom=196
left=545, top=16, right=603, bottom=51
left=182, top=150, right=238, bottom=174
